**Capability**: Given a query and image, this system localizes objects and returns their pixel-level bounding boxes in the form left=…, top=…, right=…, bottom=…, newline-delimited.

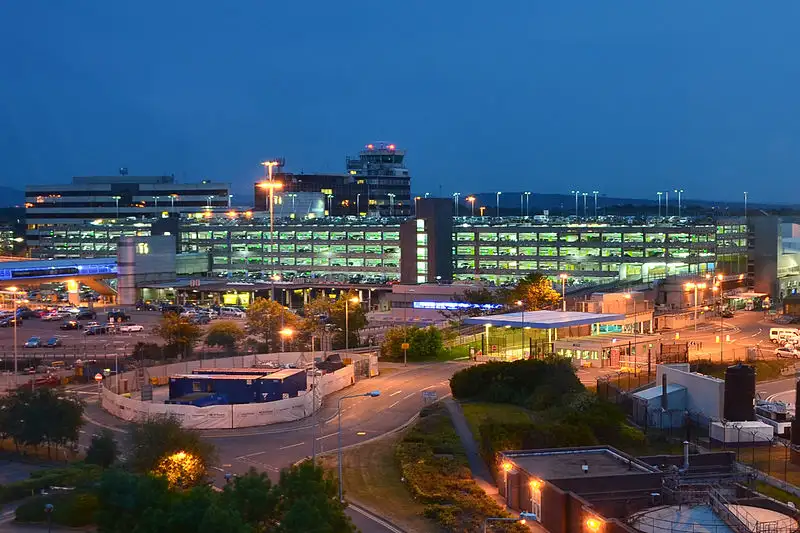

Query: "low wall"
left=101, top=356, right=356, bottom=429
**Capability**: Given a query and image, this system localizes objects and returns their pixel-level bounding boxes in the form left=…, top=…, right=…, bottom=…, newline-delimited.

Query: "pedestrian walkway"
left=442, top=398, right=505, bottom=506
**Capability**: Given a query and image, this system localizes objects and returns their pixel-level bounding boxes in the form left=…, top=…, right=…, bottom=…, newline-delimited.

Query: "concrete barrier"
left=101, top=356, right=356, bottom=429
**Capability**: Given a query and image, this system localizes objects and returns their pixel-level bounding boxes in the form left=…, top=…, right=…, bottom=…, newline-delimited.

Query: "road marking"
left=235, top=450, right=267, bottom=459
left=401, top=392, right=415, bottom=400
left=388, top=400, right=401, bottom=409
left=348, top=503, right=405, bottom=533
left=389, top=390, right=403, bottom=397
left=316, top=433, right=337, bottom=441
left=278, top=441, right=305, bottom=450
left=208, top=465, right=224, bottom=472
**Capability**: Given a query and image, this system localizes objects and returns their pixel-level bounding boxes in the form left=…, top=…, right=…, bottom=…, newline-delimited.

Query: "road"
left=78, top=361, right=468, bottom=533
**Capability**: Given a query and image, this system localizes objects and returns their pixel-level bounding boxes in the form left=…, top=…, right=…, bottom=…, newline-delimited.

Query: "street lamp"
left=206, top=195, right=215, bottom=209
left=345, top=295, right=360, bottom=351
left=153, top=196, right=160, bottom=210
left=665, top=190, right=669, bottom=217
left=258, top=181, right=284, bottom=277
left=624, top=293, right=637, bottom=370
left=592, top=190, right=599, bottom=218
left=582, top=192, right=588, bottom=218
left=712, top=284, right=724, bottom=362
left=356, top=193, right=361, bottom=215
left=585, top=516, right=604, bottom=532
left=388, top=193, right=396, bottom=216
left=279, top=327, right=294, bottom=352
left=685, top=282, right=707, bottom=331
left=112, top=195, right=121, bottom=218
left=453, top=192, right=460, bottom=216
left=516, top=300, right=525, bottom=358
left=744, top=191, right=748, bottom=217
left=170, top=193, right=178, bottom=214
left=466, top=196, right=476, bottom=216
left=559, top=273, right=568, bottom=311
left=338, top=391, right=381, bottom=501
left=4, top=286, right=20, bottom=378
left=656, top=191, right=663, bottom=218
left=495, top=191, right=502, bottom=217
left=570, top=190, right=580, bottom=217
left=524, top=191, right=531, bottom=217
left=327, top=194, right=334, bottom=215
left=674, top=189, right=684, bottom=217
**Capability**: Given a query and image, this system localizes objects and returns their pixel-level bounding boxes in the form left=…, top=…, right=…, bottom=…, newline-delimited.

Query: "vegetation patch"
left=395, top=404, right=527, bottom=533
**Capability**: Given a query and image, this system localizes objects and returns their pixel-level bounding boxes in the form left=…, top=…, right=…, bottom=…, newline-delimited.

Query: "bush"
left=450, top=358, right=583, bottom=408
left=0, top=465, right=102, bottom=504
left=15, top=492, right=99, bottom=527
left=85, top=428, right=118, bottom=468
left=380, top=326, right=444, bottom=362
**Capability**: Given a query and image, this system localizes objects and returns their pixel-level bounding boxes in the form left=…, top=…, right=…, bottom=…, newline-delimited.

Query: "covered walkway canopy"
left=464, top=310, right=626, bottom=329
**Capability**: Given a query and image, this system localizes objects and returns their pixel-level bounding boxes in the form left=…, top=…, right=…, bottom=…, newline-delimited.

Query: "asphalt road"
left=78, top=361, right=468, bottom=533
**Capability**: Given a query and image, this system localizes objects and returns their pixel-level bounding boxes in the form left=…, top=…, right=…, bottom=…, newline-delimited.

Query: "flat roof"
left=554, top=332, right=661, bottom=345
left=633, top=383, right=686, bottom=401
left=503, top=447, right=657, bottom=480
left=464, top=310, right=626, bottom=329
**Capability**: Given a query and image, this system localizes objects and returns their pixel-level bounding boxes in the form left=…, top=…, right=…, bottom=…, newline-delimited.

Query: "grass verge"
left=461, top=402, right=534, bottom=443
left=320, top=433, right=438, bottom=533
left=693, top=359, right=794, bottom=381
left=754, top=481, right=800, bottom=507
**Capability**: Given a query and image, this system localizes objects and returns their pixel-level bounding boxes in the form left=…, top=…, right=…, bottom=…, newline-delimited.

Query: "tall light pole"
left=453, top=192, right=460, bottom=216
left=112, top=196, right=121, bottom=219
left=674, top=189, right=684, bottom=217
left=152, top=196, right=160, bottom=211
left=559, top=273, right=568, bottom=311
left=685, top=282, right=707, bottom=331
left=582, top=192, right=588, bottom=218
left=519, top=193, right=524, bottom=217
left=356, top=193, right=361, bottom=215
left=570, top=190, right=580, bottom=217
left=169, top=194, right=178, bottom=215
left=495, top=191, right=502, bottom=217
left=206, top=195, right=214, bottom=209
left=744, top=191, right=748, bottom=217
left=466, top=196, right=476, bottom=216
left=592, top=191, right=599, bottom=218
left=338, top=391, right=381, bottom=502
left=524, top=191, right=531, bottom=217
left=715, top=274, right=724, bottom=361
left=388, top=193, right=396, bottom=216
left=228, top=194, right=233, bottom=208
left=624, top=292, right=637, bottom=369
left=516, top=300, right=525, bottom=358
left=327, top=194, right=334, bottom=215
left=665, top=191, right=669, bottom=217
left=258, top=180, right=284, bottom=276
left=657, top=191, right=663, bottom=218
left=5, top=287, right=20, bottom=379
left=279, top=327, right=294, bottom=352
left=345, top=295, right=360, bottom=351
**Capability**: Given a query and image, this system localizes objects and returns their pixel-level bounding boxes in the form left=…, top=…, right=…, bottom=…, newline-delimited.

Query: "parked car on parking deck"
left=46, top=337, right=63, bottom=348
left=118, top=323, right=144, bottom=333
left=60, top=320, right=82, bottom=330
left=24, top=337, right=42, bottom=348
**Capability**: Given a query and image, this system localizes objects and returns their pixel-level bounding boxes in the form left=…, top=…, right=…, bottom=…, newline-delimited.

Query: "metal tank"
left=723, top=363, right=756, bottom=422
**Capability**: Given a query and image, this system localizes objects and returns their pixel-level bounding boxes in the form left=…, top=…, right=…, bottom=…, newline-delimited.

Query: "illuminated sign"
left=412, top=301, right=502, bottom=311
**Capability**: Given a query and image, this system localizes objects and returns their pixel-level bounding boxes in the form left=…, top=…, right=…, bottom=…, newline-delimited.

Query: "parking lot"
left=0, top=309, right=165, bottom=364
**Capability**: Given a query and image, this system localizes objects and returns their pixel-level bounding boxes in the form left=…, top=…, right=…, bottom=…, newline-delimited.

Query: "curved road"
left=77, top=361, right=469, bottom=533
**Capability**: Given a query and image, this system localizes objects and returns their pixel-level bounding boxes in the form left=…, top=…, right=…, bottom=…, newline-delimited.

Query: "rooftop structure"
left=346, top=143, right=411, bottom=217
left=464, top=310, right=626, bottom=329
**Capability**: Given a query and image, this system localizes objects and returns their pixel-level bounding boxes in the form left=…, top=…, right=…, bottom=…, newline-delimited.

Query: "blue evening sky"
left=2, top=1, right=799, bottom=203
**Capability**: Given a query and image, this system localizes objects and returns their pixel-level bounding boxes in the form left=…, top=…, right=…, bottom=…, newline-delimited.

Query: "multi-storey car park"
left=25, top=208, right=751, bottom=289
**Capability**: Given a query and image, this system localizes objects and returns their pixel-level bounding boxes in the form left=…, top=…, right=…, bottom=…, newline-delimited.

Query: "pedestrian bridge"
left=0, top=257, right=117, bottom=287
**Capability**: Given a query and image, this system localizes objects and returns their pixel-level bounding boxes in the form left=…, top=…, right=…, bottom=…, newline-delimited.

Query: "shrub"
left=0, top=465, right=102, bottom=504
left=380, top=326, right=444, bottom=362
left=15, top=492, right=99, bottom=527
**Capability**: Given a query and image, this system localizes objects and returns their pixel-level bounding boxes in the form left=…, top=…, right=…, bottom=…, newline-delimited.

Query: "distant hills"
left=0, top=187, right=24, bottom=207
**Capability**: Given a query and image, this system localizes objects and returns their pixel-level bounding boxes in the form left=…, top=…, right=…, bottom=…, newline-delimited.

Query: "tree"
left=246, top=298, right=298, bottom=352
left=380, top=326, right=444, bottom=362
left=95, top=469, right=174, bottom=533
left=505, top=272, right=561, bottom=310
left=275, top=461, right=355, bottom=533
left=128, top=415, right=216, bottom=486
left=0, top=388, right=84, bottom=457
left=155, top=314, right=203, bottom=359
left=85, top=428, right=118, bottom=468
left=206, top=321, right=245, bottom=353
left=219, top=468, right=279, bottom=531
left=307, top=291, right=367, bottom=350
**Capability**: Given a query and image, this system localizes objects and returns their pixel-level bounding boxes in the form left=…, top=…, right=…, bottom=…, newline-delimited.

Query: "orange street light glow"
left=501, top=461, right=512, bottom=472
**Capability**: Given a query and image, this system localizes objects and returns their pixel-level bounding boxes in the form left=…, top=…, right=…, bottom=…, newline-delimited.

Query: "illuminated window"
left=136, top=242, right=149, bottom=255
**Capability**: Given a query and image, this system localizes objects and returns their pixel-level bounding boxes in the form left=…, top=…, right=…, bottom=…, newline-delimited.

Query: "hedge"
left=0, top=464, right=102, bottom=504
left=15, top=491, right=99, bottom=527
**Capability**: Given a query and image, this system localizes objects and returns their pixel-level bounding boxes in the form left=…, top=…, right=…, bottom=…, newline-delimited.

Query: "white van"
left=219, top=306, right=246, bottom=319
left=770, top=328, right=800, bottom=343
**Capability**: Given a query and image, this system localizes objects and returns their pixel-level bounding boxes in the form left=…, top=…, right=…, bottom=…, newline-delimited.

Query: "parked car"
left=24, top=337, right=42, bottom=348
left=46, top=337, right=63, bottom=348
left=720, top=310, right=734, bottom=319
left=0, top=318, right=22, bottom=327
left=16, top=307, right=38, bottom=319
left=776, top=346, right=798, bottom=358
left=107, top=310, right=130, bottom=322
left=41, top=312, right=63, bottom=322
left=76, top=309, right=97, bottom=320
left=60, top=320, right=82, bottom=330
left=190, top=315, right=210, bottom=325
left=118, top=323, right=144, bottom=333
left=84, top=324, right=108, bottom=335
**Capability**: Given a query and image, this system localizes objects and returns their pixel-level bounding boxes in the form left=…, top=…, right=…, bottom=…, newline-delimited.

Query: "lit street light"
left=674, top=188, right=684, bottom=217
left=466, top=196, right=476, bottom=216
left=570, top=190, right=580, bottom=217
left=388, top=193, right=396, bottom=216
left=3, top=286, right=21, bottom=378
left=279, top=327, right=294, bottom=352
left=624, top=292, right=637, bottom=369
left=112, top=195, right=121, bottom=218
left=516, top=300, right=525, bottom=357
left=338, top=391, right=381, bottom=502
left=169, top=193, right=178, bottom=214
left=592, top=190, right=599, bottom=218
left=345, top=295, right=360, bottom=351
left=665, top=190, right=669, bottom=217
left=685, top=282, right=707, bottom=331
left=744, top=191, right=748, bottom=217
left=495, top=191, right=502, bottom=217
left=452, top=192, right=460, bottom=216
left=559, top=273, right=568, bottom=311
left=657, top=191, right=663, bottom=218
left=483, top=512, right=537, bottom=532
left=524, top=191, right=531, bottom=217
left=582, top=192, right=588, bottom=218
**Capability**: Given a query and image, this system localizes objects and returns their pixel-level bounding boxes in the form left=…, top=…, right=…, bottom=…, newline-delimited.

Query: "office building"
left=25, top=174, right=230, bottom=249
